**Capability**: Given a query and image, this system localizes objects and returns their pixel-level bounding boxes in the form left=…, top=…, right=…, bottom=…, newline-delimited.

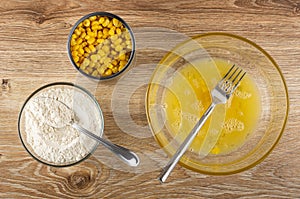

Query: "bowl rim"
left=18, top=82, right=104, bottom=167
left=67, top=11, right=136, bottom=80
left=145, top=32, right=289, bottom=175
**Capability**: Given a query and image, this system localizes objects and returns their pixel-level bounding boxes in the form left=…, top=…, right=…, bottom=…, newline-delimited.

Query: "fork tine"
left=232, top=71, right=246, bottom=91
left=221, top=64, right=235, bottom=81
left=228, top=67, right=239, bottom=80
left=222, top=65, right=246, bottom=94
left=231, top=68, right=243, bottom=83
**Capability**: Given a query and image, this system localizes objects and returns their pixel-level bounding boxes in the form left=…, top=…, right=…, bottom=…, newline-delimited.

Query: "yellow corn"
left=125, top=40, right=131, bottom=45
left=87, top=67, right=93, bottom=73
left=85, top=35, right=90, bottom=40
left=76, top=38, right=83, bottom=45
left=98, top=65, right=106, bottom=75
left=107, top=21, right=113, bottom=28
left=82, top=42, right=87, bottom=47
left=71, top=34, right=78, bottom=39
left=111, top=50, right=117, bottom=56
left=95, top=62, right=100, bottom=68
left=74, top=29, right=81, bottom=36
left=72, top=51, right=78, bottom=57
left=81, top=59, right=90, bottom=67
left=91, top=25, right=98, bottom=31
left=73, top=56, right=79, bottom=63
left=112, top=18, right=121, bottom=27
left=79, top=57, right=84, bottom=63
left=127, top=44, right=132, bottom=50
left=103, top=57, right=112, bottom=65
left=108, top=64, right=114, bottom=69
left=89, top=16, right=97, bottom=21
left=99, top=17, right=105, bottom=24
left=88, top=45, right=96, bottom=52
left=102, top=45, right=110, bottom=53
left=108, top=29, right=115, bottom=36
left=116, top=28, right=122, bottom=35
left=91, top=54, right=98, bottom=62
left=97, top=38, right=104, bottom=44
left=103, top=39, right=110, bottom=45
left=99, top=57, right=105, bottom=64
left=89, top=62, right=95, bottom=68
left=125, top=33, right=131, bottom=40
left=103, top=28, right=109, bottom=36
left=119, top=60, right=127, bottom=67
left=71, top=39, right=76, bottom=46
left=119, top=53, right=126, bottom=61
left=87, top=31, right=95, bottom=37
left=110, top=34, right=118, bottom=41
left=79, top=27, right=85, bottom=32
left=114, top=38, right=122, bottom=45
left=118, top=65, right=124, bottom=71
left=112, top=66, right=118, bottom=73
left=87, top=37, right=96, bottom=45
left=83, top=19, right=90, bottom=27
left=93, top=30, right=98, bottom=37
left=105, top=69, right=112, bottom=76
left=97, top=49, right=105, bottom=57
left=70, top=15, right=132, bottom=77
left=78, top=48, right=84, bottom=55
left=84, top=47, right=91, bottom=54
left=115, top=45, right=123, bottom=52
left=91, top=70, right=98, bottom=76
left=97, top=31, right=103, bottom=38
left=91, top=21, right=99, bottom=26
left=112, top=60, right=118, bottom=66
left=102, top=18, right=110, bottom=27
left=80, top=32, right=86, bottom=39
left=73, top=45, right=80, bottom=51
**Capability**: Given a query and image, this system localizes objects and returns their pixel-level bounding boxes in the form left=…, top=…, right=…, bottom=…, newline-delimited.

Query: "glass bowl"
left=146, top=32, right=289, bottom=175
left=18, top=82, right=104, bottom=167
left=67, top=12, right=135, bottom=80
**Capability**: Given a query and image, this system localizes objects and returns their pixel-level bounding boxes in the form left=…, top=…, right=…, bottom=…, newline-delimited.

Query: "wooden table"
left=1, top=0, right=299, bottom=198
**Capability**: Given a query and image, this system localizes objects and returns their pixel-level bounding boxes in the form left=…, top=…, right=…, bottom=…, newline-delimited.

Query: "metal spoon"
left=40, top=97, right=140, bottom=167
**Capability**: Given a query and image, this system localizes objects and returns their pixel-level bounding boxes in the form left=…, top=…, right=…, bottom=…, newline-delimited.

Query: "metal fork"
left=158, top=64, right=246, bottom=183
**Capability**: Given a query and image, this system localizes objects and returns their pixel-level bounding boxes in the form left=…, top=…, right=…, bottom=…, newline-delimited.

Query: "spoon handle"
left=72, top=123, right=140, bottom=167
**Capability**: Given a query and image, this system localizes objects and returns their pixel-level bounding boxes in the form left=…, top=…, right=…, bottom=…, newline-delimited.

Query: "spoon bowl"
left=43, top=97, right=140, bottom=167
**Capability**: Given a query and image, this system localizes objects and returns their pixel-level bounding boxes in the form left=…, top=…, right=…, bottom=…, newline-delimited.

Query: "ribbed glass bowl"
left=146, top=33, right=289, bottom=175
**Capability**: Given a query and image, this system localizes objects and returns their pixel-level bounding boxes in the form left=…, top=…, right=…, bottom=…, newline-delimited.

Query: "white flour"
left=24, top=86, right=102, bottom=165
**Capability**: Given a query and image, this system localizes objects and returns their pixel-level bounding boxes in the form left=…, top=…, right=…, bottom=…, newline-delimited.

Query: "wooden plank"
left=1, top=0, right=300, bottom=198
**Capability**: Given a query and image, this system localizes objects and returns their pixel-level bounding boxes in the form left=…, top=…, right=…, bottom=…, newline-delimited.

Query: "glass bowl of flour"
left=18, top=82, right=103, bottom=167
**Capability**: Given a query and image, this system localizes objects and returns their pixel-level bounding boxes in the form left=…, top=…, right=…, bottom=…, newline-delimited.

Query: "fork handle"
left=158, top=103, right=216, bottom=183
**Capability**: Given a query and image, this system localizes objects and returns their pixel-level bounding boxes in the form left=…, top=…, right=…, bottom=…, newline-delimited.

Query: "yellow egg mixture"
left=162, top=59, right=261, bottom=155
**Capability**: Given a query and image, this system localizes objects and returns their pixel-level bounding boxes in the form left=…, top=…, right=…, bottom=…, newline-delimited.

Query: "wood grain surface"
left=1, top=0, right=300, bottom=198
